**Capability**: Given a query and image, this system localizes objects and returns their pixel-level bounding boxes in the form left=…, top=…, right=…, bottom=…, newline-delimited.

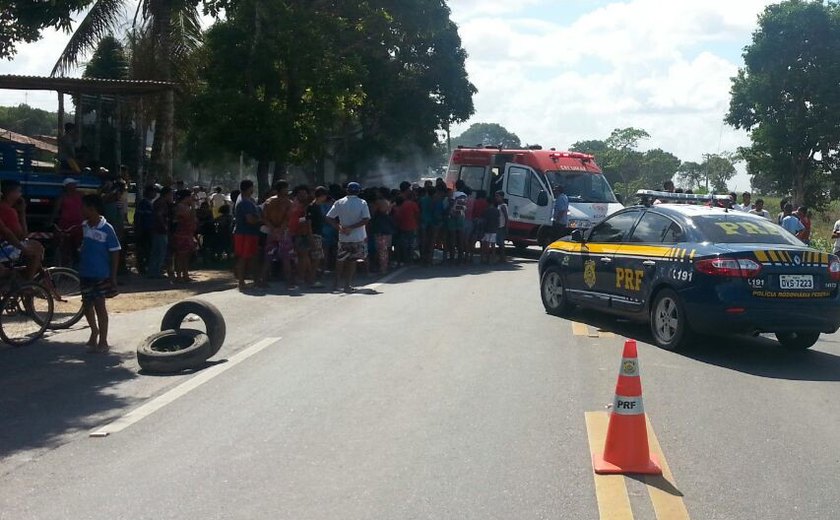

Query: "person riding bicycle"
left=51, top=178, right=84, bottom=265
left=0, top=180, right=44, bottom=280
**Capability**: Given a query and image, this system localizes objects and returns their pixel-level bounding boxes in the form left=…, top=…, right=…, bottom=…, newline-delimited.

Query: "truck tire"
left=160, top=299, right=226, bottom=357
left=137, top=329, right=213, bottom=373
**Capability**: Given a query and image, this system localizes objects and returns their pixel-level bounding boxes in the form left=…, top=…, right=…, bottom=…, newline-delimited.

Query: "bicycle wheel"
left=37, top=267, right=84, bottom=329
left=0, top=282, right=54, bottom=347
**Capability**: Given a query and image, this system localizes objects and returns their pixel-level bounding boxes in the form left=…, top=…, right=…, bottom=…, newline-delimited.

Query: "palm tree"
left=52, top=0, right=203, bottom=180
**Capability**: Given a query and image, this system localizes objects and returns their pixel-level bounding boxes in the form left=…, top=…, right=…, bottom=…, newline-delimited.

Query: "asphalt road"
left=1, top=253, right=840, bottom=520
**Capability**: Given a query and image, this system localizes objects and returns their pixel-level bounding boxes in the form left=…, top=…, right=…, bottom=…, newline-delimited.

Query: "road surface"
left=1, top=254, right=839, bottom=519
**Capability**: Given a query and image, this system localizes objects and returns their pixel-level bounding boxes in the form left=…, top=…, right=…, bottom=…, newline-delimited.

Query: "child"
left=481, top=195, right=500, bottom=264
left=79, top=194, right=121, bottom=353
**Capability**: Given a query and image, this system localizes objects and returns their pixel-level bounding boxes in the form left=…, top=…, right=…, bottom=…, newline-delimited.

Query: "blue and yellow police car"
left=538, top=191, right=840, bottom=351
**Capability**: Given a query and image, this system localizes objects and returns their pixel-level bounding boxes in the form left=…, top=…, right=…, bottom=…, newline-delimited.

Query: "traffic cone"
left=593, top=339, right=662, bottom=475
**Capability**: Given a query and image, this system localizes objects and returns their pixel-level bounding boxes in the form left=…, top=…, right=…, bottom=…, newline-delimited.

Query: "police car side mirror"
left=537, top=191, right=549, bottom=207
left=571, top=229, right=585, bottom=243
left=615, top=194, right=624, bottom=205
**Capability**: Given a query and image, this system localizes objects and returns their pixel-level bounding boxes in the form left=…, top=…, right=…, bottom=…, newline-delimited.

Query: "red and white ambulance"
left=445, top=146, right=623, bottom=247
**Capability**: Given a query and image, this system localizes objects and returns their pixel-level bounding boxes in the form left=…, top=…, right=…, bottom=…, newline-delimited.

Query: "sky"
left=0, top=0, right=778, bottom=189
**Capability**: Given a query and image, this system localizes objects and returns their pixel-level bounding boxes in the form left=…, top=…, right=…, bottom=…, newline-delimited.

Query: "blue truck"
left=0, top=141, right=101, bottom=231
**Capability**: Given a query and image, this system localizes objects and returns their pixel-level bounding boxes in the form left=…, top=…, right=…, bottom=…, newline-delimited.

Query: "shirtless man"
left=260, top=180, right=294, bottom=288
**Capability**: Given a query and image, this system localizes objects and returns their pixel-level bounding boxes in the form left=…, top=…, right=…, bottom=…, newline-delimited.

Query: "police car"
left=538, top=191, right=840, bottom=351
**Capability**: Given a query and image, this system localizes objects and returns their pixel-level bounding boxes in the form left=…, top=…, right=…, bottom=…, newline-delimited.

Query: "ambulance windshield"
left=545, top=171, right=618, bottom=204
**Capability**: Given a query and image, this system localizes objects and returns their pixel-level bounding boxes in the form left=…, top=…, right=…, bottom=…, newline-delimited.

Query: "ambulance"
left=445, top=146, right=624, bottom=248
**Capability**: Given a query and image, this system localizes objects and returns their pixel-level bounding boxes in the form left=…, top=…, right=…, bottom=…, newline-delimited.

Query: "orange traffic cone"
left=593, top=339, right=662, bottom=475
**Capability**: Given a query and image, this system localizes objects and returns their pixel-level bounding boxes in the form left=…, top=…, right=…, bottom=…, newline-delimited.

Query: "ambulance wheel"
left=513, top=242, right=528, bottom=253
left=650, top=289, right=690, bottom=351
left=541, top=266, right=573, bottom=316
left=775, top=331, right=819, bottom=350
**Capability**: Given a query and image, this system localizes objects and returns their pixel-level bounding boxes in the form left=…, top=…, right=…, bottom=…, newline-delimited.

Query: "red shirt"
left=288, top=203, right=308, bottom=236
left=395, top=200, right=420, bottom=232
left=473, top=198, right=489, bottom=220
left=0, top=203, right=22, bottom=238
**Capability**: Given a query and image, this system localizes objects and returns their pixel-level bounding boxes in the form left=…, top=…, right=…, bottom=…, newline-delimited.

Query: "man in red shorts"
left=233, top=180, right=262, bottom=291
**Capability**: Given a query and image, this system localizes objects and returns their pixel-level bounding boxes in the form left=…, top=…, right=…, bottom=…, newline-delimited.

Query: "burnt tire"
left=775, top=331, right=820, bottom=351
left=137, top=329, right=213, bottom=373
left=160, top=299, right=226, bottom=357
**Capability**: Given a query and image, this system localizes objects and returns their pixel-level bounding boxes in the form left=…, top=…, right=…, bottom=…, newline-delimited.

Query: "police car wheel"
left=774, top=331, right=820, bottom=351
left=650, top=289, right=689, bottom=351
left=541, top=266, right=572, bottom=316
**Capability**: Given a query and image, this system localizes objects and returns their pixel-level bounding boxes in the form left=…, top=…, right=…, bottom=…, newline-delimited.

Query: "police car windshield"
left=545, top=171, right=618, bottom=204
left=693, top=214, right=803, bottom=245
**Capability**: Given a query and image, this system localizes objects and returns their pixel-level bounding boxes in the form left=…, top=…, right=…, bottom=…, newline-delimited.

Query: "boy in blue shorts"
left=80, top=194, right=121, bottom=353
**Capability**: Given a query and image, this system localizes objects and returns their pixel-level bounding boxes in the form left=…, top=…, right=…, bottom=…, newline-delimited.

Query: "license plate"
left=779, top=274, right=814, bottom=290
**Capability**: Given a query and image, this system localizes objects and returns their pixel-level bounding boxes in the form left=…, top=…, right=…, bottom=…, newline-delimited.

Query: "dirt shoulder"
left=110, top=270, right=237, bottom=314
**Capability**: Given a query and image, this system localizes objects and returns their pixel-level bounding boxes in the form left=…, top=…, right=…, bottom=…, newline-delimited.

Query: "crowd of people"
left=228, top=177, right=514, bottom=293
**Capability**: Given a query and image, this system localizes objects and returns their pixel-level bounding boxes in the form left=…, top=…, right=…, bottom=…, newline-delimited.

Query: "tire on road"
left=540, top=265, right=573, bottom=316
left=775, top=331, right=820, bottom=351
left=650, top=288, right=691, bottom=351
left=136, top=329, right=213, bottom=373
left=160, top=299, right=226, bottom=357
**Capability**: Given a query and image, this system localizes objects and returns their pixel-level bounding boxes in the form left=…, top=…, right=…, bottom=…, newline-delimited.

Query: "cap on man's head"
left=63, top=178, right=78, bottom=186
left=347, top=182, right=362, bottom=194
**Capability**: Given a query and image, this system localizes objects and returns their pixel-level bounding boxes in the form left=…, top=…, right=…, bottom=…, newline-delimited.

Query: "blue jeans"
left=147, top=234, right=168, bottom=277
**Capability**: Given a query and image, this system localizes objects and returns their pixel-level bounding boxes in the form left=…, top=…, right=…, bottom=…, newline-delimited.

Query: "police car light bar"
left=634, top=190, right=732, bottom=203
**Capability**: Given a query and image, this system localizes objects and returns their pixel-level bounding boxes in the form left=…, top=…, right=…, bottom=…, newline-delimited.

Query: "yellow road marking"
left=572, top=322, right=590, bottom=336
left=585, top=412, right=634, bottom=520
left=598, top=330, right=615, bottom=338
left=644, top=416, right=691, bottom=520
left=586, top=412, right=691, bottom=520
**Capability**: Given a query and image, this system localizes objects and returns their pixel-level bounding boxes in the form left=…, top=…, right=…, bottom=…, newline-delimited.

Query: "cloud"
left=449, top=0, right=778, bottom=189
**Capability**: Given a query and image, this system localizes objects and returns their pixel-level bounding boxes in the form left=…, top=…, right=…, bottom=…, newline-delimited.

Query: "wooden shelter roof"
left=0, top=75, right=174, bottom=96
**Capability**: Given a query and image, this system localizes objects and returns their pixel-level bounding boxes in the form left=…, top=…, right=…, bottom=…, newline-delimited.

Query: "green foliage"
left=452, top=123, right=521, bottom=149
left=189, top=0, right=475, bottom=194
left=571, top=128, right=680, bottom=198
left=0, top=104, right=60, bottom=137
left=726, top=0, right=840, bottom=210
left=0, top=0, right=92, bottom=59
left=84, top=36, right=128, bottom=80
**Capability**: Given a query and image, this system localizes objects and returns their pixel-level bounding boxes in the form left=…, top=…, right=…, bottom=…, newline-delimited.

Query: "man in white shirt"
left=748, top=198, right=771, bottom=220
left=736, top=191, right=752, bottom=212
left=327, top=182, right=371, bottom=293
left=832, top=217, right=840, bottom=256
left=209, top=186, right=228, bottom=217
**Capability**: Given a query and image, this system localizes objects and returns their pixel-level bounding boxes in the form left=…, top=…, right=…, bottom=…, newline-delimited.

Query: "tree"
left=641, top=148, right=681, bottom=188
left=726, top=0, right=840, bottom=209
left=0, top=104, right=61, bottom=136
left=677, top=161, right=705, bottom=190
left=0, top=0, right=92, bottom=59
left=83, top=35, right=128, bottom=80
left=452, top=123, right=521, bottom=149
left=703, top=153, right=738, bottom=193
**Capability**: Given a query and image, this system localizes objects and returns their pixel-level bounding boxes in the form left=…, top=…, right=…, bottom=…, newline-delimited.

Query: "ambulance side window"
left=507, top=166, right=528, bottom=197
left=528, top=172, right=545, bottom=203
left=460, top=166, right=486, bottom=191
left=629, top=212, right=683, bottom=244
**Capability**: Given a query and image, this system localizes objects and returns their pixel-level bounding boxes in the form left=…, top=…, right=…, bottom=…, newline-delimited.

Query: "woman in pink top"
left=173, top=190, right=197, bottom=283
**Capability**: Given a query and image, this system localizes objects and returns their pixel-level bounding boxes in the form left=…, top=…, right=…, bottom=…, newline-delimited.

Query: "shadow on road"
left=0, top=340, right=138, bottom=463
left=569, top=309, right=840, bottom=382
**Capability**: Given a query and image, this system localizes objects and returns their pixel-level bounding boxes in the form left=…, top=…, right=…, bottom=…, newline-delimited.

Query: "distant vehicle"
left=0, top=142, right=100, bottom=231
left=445, top=146, right=623, bottom=248
left=538, top=190, right=840, bottom=351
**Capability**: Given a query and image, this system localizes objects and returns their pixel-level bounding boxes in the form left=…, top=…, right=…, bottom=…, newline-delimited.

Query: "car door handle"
left=600, top=257, right=612, bottom=264
left=643, top=260, right=656, bottom=267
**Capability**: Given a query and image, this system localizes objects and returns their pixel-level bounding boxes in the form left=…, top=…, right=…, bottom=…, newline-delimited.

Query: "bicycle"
left=0, top=263, right=54, bottom=347
left=52, top=224, right=81, bottom=268
left=35, top=266, right=84, bottom=330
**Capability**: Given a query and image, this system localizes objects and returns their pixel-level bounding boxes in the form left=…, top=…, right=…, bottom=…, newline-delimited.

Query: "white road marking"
left=366, top=266, right=409, bottom=291
left=90, top=337, right=281, bottom=437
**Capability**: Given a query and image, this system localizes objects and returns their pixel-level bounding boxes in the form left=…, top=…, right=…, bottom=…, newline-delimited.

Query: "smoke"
left=358, top=144, right=443, bottom=188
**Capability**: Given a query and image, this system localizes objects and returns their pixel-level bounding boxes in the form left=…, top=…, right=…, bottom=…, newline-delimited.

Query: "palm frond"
left=51, top=0, right=128, bottom=77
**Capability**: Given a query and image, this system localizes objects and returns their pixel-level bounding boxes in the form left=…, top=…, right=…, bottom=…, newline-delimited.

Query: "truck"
left=0, top=141, right=101, bottom=231
left=445, top=146, right=624, bottom=248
